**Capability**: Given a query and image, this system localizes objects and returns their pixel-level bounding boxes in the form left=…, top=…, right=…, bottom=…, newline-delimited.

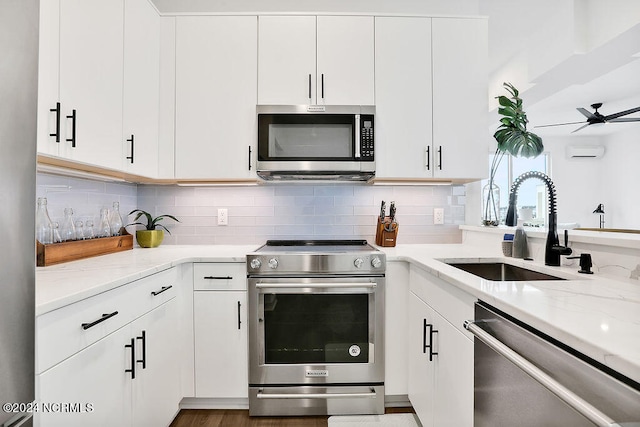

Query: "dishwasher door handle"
left=464, top=320, right=618, bottom=427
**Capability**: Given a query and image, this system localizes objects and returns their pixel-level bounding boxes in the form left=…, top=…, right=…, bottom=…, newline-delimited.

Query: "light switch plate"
left=217, top=208, right=228, bottom=226
left=434, top=208, right=444, bottom=225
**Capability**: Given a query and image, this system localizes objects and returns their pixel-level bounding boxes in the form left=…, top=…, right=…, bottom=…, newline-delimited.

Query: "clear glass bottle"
left=60, top=207, right=76, bottom=242
left=85, top=220, right=95, bottom=240
left=75, top=220, right=84, bottom=240
left=98, top=208, right=111, bottom=238
left=52, top=222, right=62, bottom=243
left=35, top=197, right=53, bottom=244
left=110, top=201, right=123, bottom=236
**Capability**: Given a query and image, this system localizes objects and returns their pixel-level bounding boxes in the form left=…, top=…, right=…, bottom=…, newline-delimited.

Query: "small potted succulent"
left=126, top=209, right=180, bottom=248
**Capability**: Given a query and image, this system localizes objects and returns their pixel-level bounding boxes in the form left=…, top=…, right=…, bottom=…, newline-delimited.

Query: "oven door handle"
left=255, top=282, right=377, bottom=289
left=464, top=320, right=617, bottom=427
left=256, top=389, right=377, bottom=400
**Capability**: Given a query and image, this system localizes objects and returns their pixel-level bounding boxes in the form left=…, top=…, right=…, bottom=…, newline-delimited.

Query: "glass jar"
left=85, top=220, right=95, bottom=240
left=75, top=220, right=85, bottom=240
left=60, top=207, right=76, bottom=242
left=35, top=197, right=53, bottom=244
left=482, top=182, right=500, bottom=226
left=98, top=208, right=111, bottom=238
left=110, top=201, right=123, bottom=236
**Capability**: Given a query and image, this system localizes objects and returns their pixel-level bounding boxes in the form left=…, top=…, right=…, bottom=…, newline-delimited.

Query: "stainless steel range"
left=247, top=240, right=385, bottom=416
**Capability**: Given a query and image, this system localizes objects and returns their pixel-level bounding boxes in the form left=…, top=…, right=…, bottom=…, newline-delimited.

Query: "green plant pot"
left=136, top=230, right=164, bottom=248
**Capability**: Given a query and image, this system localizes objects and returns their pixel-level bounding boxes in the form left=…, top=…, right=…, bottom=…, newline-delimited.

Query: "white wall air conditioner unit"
left=566, top=145, right=605, bottom=159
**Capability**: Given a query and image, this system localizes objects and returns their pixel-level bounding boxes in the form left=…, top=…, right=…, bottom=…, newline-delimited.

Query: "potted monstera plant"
left=484, top=82, right=544, bottom=225
left=127, top=209, right=180, bottom=248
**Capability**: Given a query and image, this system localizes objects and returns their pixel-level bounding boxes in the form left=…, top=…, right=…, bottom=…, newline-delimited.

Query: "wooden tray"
left=36, top=232, right=133, bottom=267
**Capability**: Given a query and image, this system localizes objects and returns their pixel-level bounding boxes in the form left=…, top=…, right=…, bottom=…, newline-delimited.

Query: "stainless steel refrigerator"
left=0, top=0, right=38, bottom=425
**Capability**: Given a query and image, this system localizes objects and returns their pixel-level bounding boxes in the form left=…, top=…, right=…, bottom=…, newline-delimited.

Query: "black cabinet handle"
left=126, top=134, right=134, bottom=164
left=203, top=276, right=232, bottom=280
left=425, top=146, right=430, bottom=171
left=423, top=320, right=439, bottom=362
left=136, top=330, right=146, bottom=369
left=321, top=73, right=325, bottom=99
left=248, top=146, right=252, bottom=170
left=50, top=102, right=61, bottom=142
left=151, top=285, right=172, bottom=296
left=66, top=109, right=76, bottom=147
left=308, top=74, right=312, bottom=100
left=237, top=301, right=241, bottom=330
left=125, top=337, right=136, bottom=379
left=81, top=311, right=118, bottom=330
left=437, top=146, right=442, bottom=170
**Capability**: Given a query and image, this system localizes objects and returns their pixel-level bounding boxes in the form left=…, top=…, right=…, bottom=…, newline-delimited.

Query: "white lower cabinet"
left=193, top=263, right=248, bottom=399
left=36, top=268, right=181, bottom=427
left=384, top=261, right=409, bottom=397
left=408, top=266, right=474, bottom=427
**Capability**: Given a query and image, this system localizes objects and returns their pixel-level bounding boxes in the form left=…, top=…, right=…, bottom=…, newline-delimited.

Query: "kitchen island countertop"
left=37, top=243, right=640, bottom=385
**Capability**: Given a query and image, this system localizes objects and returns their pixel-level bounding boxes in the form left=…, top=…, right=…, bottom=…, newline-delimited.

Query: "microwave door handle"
left=355, top=114, right=361, bottom=159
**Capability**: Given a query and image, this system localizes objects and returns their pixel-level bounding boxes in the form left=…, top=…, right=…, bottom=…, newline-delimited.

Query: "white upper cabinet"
left=375, top=17, right=433, bottom=179
left=57, top=0, right=125, bottom=170
left=174, top=16, right=258, bottom=180
left=375, top=16, right=488, bottom=181
left=258, top=15, right=374, bottom=105
left=431, top=17, right=488, bottom=180
left=122, top=0, right=161, bottom=178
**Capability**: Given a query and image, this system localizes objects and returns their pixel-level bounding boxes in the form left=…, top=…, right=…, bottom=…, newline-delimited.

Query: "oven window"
left=263, top=293, right=369, bottom=364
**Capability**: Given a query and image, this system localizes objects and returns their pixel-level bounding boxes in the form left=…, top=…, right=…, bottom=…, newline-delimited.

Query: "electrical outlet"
left=217, top=208, right=228, bottom=226
left=433, top=208, right=444, bottom=225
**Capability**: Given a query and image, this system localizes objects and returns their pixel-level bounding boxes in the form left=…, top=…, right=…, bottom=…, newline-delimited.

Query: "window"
left=484, top=152, right=550, bottom=226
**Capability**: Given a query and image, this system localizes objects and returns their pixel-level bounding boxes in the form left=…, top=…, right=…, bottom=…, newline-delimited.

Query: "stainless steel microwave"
left=256, top=105, right=375, bottom=181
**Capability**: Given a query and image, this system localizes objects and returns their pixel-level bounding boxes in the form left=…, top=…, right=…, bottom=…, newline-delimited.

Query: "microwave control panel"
left=360, top=115, right=375, bottom=160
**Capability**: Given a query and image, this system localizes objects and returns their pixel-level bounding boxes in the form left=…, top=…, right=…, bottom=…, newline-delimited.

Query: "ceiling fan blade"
left=577, top=107, right=595, bottom=119
left=608, top=117, right=640, bottom=123
left=570, top=123, right=591, bottom=134
left=534, top=120, right=586, bottom=128
left=604, top=106, right=640, bottom=120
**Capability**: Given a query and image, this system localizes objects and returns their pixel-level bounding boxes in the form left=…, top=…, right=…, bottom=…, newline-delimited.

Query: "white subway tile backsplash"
left=38, top=175, right=466, bottom=245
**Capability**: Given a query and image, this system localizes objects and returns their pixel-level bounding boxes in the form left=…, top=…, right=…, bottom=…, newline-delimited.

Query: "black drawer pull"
left=81, top=311, right=118, bottom=330
left=204, top=276, right=233, bottom=280
left=423, top=320, right=439, bottom=362
left=126, top=134, right=134, bottom=164
left=151, top=285, right=172, bottom=296
left=237, top=301, right=241, bottom=330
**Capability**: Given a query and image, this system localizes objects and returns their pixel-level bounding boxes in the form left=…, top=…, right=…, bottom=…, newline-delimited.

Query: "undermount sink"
left=445, top=261, right=566, bottom=281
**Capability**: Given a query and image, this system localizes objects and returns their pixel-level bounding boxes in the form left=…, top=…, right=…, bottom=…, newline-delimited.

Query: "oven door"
left=248, top=276, right=384, bottom=386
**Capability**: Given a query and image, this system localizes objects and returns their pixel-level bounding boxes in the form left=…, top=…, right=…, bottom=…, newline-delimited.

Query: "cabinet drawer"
left=193, top=263, right=246, bottom=290
left=36, top=267, right=177, bottom=374
left=409, top=265, right=475, bottom=337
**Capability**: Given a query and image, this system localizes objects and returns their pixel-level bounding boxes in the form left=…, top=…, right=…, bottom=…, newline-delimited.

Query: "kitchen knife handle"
left=66, top=109, right=77, bottom=148
left=136, top=330, right=146, bottom=369
left=81, top=311, right=119, bottom=330
left=125, top=337, right=136, bottom=379
left=126, top=134, right=134, bottom=164
left=50, top=102, right=61, bottom=142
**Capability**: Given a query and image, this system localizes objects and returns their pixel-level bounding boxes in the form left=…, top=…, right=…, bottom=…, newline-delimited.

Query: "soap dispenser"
left=512, top=226, right=529, bottom=259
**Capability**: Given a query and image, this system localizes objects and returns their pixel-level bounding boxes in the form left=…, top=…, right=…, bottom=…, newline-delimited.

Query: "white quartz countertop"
left=36, top=243, right=640, bottom=384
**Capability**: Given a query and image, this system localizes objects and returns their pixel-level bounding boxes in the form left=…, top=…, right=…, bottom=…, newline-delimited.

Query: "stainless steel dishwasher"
left=465, top=301, right=640, bottom=427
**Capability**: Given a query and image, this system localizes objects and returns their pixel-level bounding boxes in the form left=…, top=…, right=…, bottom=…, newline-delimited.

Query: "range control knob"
left=250, top=258, right=262, bottom=269
left=268, top=258, right=279, bottom=269
left=354, top=258, right=364, bottom=269
left=371, top=257, right=382, bottom=268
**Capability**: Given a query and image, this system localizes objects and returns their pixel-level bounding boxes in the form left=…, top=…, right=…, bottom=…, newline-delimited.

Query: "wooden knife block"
left=375, top=217, right=398, bottom=247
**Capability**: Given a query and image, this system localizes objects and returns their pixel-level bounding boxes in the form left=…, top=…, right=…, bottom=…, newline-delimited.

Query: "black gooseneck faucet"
left=505, top=171, right=572, bottom=266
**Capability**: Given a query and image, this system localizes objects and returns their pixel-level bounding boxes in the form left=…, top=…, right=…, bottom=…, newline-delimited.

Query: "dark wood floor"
left=169, top=407, right=415, bottom=427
